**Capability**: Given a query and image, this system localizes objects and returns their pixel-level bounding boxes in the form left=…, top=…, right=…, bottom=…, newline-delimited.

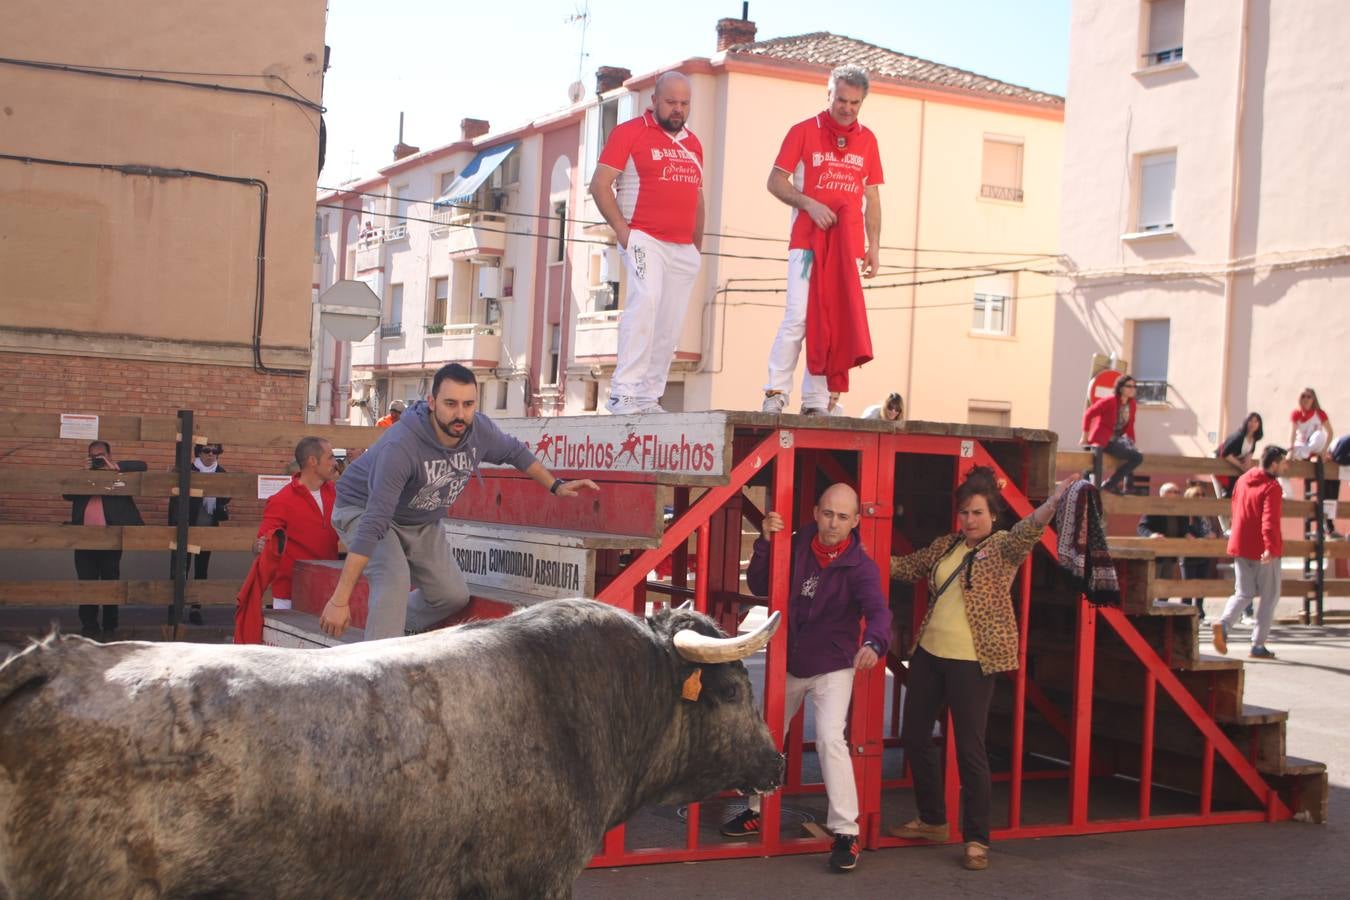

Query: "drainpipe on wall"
left=1216, top=0, right=1252, bottom=440
left=904, top=100, right=927, bottom=410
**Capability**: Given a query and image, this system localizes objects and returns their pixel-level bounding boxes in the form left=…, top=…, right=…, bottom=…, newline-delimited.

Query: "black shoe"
left=188, top=604, right=204, bottom=626
left=718, top=808, right=761, bottom=837
left=829, top=833, right=860, bottom=872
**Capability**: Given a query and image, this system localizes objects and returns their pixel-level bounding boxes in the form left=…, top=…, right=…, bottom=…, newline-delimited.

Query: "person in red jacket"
left=1212, top=445, right=1288, bottom=659
left=253, top=436, right=341, bottom=610
left=1080, top=375, right=1144, bottom=494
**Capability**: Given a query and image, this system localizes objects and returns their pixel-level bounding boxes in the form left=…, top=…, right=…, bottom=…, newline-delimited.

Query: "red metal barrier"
left=582, top=422, right=1293, bottom=869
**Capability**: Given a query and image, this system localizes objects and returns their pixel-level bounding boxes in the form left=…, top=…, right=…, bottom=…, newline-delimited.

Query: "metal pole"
left=167, top=409, right=194, bottom=633
left=1314, top=457, right=1325, bottom=625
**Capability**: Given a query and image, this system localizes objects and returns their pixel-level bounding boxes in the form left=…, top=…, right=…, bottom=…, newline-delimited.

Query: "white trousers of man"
left=610, top=228, right=701, bottom=407
left=749, top=667, right=859, bottom=835
left=763, top=249, right=831, bottom=411
left=1215, top=556, right=1280, bottom=648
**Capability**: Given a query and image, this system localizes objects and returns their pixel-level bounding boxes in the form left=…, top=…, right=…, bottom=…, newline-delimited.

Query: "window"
left=501, top=267, right=515, bottom=299
left=547, top=325, right=561, bottom=385
left=1131, top=319, right=1171, bottom=403
left=599, top=99, right=620, bottom=149
left=1137, top=151, right=1176, bottom=232
left=494, top=152, right=520, bottom=187
left=553, top=201, right=567, bottom=264
left=1143, top=0, right=1184, bottom=67
left=968, top=401, right=1011, bottom=427
left=971, top=274, right=1014, bottom=336
left=393, top=185, right=411, bottom=222
left=389, top=284, right=403, bottom=326
left=438, top=170, right=457, bottom=196
left=980, top=137, right=1024, bottom=202
left=583, top=381, right=599, bottom=412
left=496, top=380, right=509, bottom=411
left=430, top=277, right=449, bottom=326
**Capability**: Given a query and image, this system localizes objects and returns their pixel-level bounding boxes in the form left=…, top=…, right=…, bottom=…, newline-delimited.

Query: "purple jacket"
left=746, top=523, right=891, bottom=678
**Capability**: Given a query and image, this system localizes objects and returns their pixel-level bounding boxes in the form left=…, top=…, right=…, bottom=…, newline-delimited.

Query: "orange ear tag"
left=681, top=668, right=703, bottom=702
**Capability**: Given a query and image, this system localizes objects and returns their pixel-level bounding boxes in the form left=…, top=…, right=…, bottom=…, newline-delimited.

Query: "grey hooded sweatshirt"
left=335, top=401, right=536, bottom=556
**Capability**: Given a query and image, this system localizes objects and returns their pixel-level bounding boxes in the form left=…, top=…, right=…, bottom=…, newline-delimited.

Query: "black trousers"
left=901, top=646, right=997, bottom=846
left=74, top=549, right=121, bottom=633
left=1102, top=438, right=1144, bottom=491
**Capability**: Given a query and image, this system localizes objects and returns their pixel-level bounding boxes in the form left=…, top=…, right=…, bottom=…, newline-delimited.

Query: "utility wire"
left=0, top=55, right=324, bottom=113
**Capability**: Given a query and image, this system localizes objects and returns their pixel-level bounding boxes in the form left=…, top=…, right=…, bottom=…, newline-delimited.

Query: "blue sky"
left=319, top=0, right=1070, bottom=187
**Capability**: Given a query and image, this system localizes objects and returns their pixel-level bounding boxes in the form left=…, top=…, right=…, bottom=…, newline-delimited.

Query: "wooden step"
left=1257, top=753, right=1326, bottom=777
left=263, top=609, right=365, bottom=648
left=1103, top=492, right=1316, bottom=518
left=1152, top=577, right=1350, bottom=599
left=1029, top=647, right=1246, bottom=719
left=1217, top=704, right=1287, bottom=726
left=1110, top=536, right=1350, bottom=559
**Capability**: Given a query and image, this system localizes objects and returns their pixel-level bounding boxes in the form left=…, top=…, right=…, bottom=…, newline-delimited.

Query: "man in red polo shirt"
left=762, top=64, right=883, bottom=415
left=589, top=70, right=704, bottom=415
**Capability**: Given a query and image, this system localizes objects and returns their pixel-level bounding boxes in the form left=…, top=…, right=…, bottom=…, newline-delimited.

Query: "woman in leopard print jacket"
left=888, top=466, right=1067, bottom=871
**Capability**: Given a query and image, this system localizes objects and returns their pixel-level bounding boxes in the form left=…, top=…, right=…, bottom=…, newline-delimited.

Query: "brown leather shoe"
left=962, top=841, right=989, bottom=870
left=1212, top=622, right=1228, bottom=655
left=888, top=818, right=949, bottom=841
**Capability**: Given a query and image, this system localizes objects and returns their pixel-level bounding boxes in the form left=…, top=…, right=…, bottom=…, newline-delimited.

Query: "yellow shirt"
left=919, top=541, right=979, bottom=661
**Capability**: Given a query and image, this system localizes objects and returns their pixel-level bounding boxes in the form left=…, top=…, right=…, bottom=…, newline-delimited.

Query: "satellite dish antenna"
left=567, top=80, right=585, bottom=104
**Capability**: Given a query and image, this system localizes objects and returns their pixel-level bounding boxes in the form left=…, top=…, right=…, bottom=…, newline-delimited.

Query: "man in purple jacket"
left=720, top=483, right=891, bottom=873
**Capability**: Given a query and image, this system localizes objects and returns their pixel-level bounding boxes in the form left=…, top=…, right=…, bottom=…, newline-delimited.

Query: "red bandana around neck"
left=811, top=534, right=848, bottom=568
left=818, top=110, right=861, bottom=150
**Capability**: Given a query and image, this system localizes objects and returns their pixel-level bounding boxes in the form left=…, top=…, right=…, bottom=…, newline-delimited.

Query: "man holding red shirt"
left=1212, top=445, right=1288, bottom=659
left=762, top=64, right=883, bottom=416
left=254, top=436, right=341, bottom=610
left=589, top=71, right=705, bottom=415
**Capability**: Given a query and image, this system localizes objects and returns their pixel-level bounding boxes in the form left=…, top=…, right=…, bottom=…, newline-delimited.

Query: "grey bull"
left=0, top=599, right=783, bottom=899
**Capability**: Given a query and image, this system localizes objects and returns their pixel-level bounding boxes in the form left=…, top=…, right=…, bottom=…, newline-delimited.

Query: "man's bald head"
left=814, top=483, right=860, bottom=548
left=652, top=71, right=691, bottom=133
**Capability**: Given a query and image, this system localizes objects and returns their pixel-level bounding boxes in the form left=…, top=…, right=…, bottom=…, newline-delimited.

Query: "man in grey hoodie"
left=320, top=363, right=598, bottom=640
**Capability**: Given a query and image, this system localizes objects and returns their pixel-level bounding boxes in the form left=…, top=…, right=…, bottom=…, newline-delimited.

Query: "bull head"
left=672, top=611, right=781, bottom=664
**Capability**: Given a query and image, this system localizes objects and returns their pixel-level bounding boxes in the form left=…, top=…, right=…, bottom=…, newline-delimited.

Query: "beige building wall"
left=1050, top=0, right=1350, bottom=454
left=0, top=0, right=326, bottom=369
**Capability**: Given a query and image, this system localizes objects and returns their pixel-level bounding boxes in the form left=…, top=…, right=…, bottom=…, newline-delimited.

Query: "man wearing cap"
left=377, top=399, right=405, bottom=429
left=320, top=363, right=599, bottom=641
left=589, top=70, right=704, bottom=415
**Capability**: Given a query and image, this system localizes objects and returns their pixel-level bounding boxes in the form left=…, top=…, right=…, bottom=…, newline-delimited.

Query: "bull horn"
left=674, top=611, right=781, bottom=664
left=675, top=599, right=695, bottom=611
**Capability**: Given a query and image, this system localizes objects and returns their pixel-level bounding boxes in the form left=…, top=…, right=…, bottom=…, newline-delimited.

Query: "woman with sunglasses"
left=168, top=443, right=231, bottom=623
left=1080, top=375, right=1144, bottom=495
left=1287, top=388, right=1339, bottom=536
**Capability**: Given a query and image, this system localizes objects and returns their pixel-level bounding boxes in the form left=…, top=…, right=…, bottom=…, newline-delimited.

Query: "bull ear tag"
left=681, top=668, right=703, bottom=702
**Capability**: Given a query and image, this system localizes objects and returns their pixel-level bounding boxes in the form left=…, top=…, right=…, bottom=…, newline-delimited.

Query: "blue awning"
left=434, top=142, right=518, bottom=207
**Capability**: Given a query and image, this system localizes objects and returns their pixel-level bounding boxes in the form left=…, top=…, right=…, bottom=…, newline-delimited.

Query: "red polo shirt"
left=597, top=110, right=704, bottom=244
left=774, top=112, right=884, bottom=252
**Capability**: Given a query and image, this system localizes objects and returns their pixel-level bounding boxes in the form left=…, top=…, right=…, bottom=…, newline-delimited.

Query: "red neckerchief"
left=1293, top=407, right=1323, bottom=423
left=811, top=534, right=848, bottom=568
left=817, top=110, right=861, bottom=151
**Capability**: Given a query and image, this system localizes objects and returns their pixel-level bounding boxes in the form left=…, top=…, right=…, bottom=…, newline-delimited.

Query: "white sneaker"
left=761, top=391, right=788, bottom=413
left=638, top=400, right=668, bottom=414
left=606, top=395, right=645, bottom=415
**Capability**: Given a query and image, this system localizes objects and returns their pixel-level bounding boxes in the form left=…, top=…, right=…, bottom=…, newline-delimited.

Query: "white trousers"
left=750, top=667, right=859, bottom=835
left=1216, top=556, right=1280, bottom=648
left=763, top=249, right=830, bottom=409
left=610, top=228, right=701, bottom=404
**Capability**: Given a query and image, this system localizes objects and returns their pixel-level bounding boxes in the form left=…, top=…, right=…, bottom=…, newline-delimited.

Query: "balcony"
left=423, top=322, right=501, bottom=367
left=1135, top=379, right=1169, bottom=405
left=382, top=222, right=408, bottom=243
left=380, top=322, right=404, bottom=339
left=574, top=309, right=622, bottom=360
left=355, top=230, right=382, bottom=272
left=445, top=211, right=507, bottom=260
left=980, top=184, right=1024, bottom=203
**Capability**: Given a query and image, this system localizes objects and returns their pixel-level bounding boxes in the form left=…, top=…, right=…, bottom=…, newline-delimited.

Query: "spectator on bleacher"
left=252, top=436, right=341, bottom=611
left=1181, top=485, right=1216, bottom=618
left=319, top=363, right=598, bottom=641
left=1215, top=412, right=1264, bottom=498
left=888, top=467, right=1069, bottom=871
left=1080, top=375, right=1143, bottom=495
left=168, top=443, right=231, bottom=625
left=65, top=441, right=147, bottom=640
left=376, top=399, right=405, bottom=429
left=862, top=392, right=904, bottom=423
left=1212, top=445, right=1288, bottom=660
left=1285, top=388, right=1338, bottom=536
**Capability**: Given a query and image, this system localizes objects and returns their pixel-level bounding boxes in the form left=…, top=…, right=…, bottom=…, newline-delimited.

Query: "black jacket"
left=66, top=460, right=148, bottom=526
left=167, top=464, right=231, bottom=526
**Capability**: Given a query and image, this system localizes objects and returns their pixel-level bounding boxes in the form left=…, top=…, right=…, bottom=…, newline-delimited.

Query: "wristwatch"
left=550, top=478, right=567, bottom=495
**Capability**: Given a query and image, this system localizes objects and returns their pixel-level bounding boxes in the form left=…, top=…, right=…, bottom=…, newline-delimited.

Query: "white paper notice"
left=59, top=414, right=99, bottom=440
left=257, top=475, right=291, bottom=500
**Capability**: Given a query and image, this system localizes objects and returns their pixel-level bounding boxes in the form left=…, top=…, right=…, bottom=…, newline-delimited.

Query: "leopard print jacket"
left=890, top=517, right=1045, bottom=675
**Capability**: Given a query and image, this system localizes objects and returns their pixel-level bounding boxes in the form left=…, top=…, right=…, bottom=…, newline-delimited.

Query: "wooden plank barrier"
left=1057, top=449, right=1326, bottom=481
left=0, top=525, right=257, bottom=552
left=0, top=580, right=238, bottom=606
